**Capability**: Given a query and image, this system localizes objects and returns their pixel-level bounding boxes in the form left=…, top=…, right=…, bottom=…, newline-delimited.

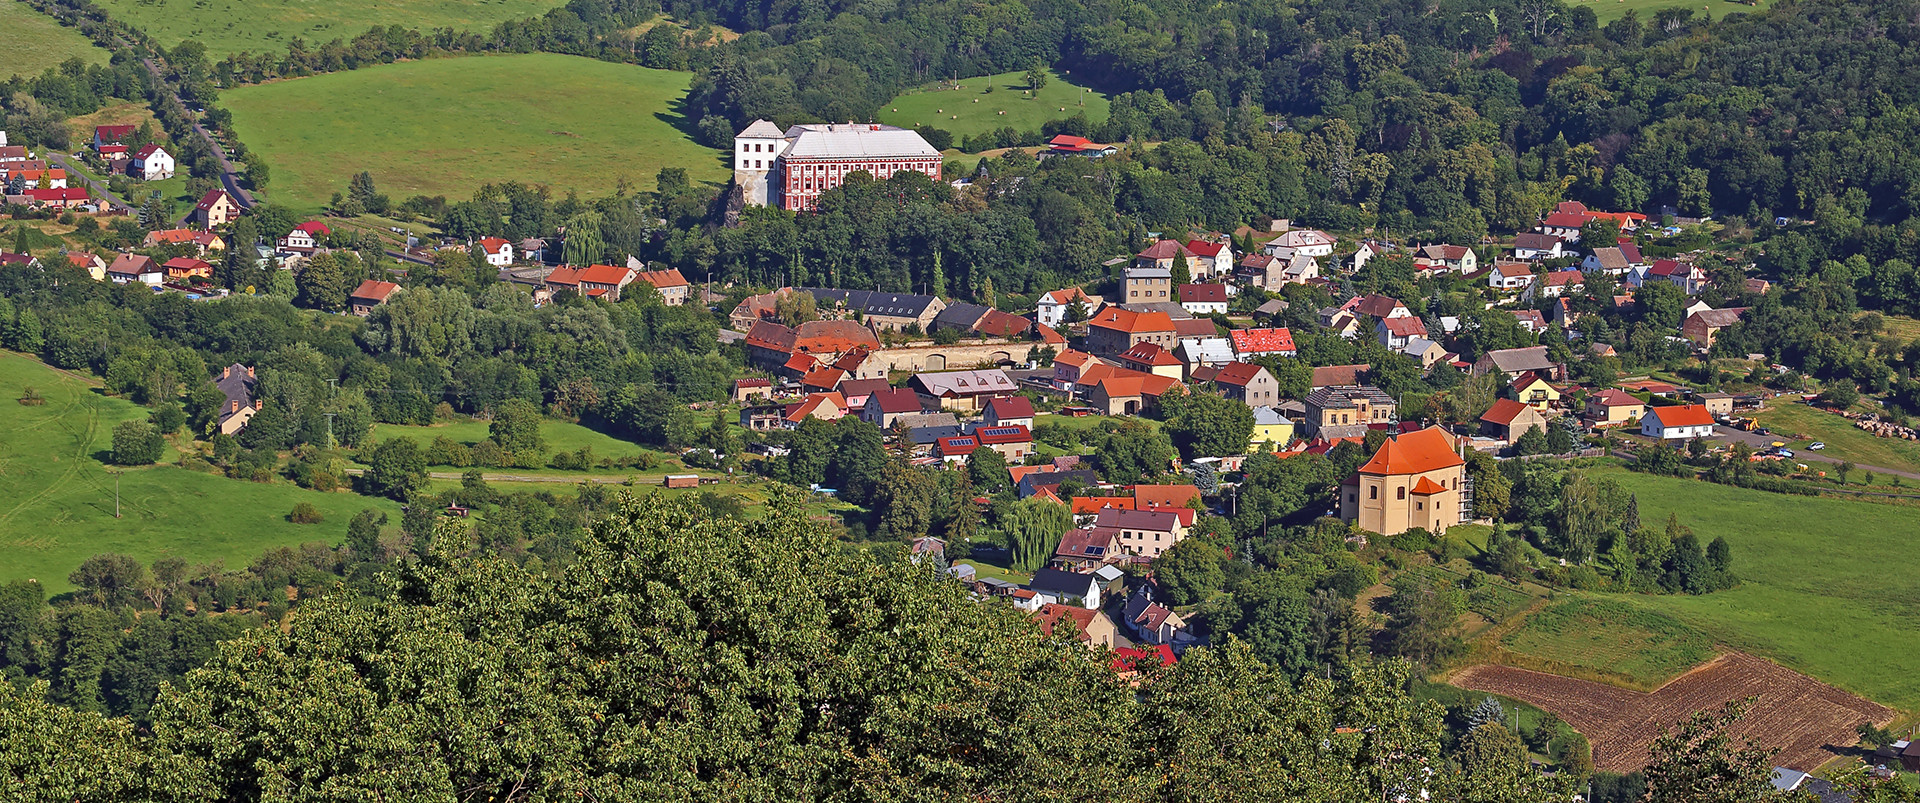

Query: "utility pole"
left=108, top=468, right=121, bottom=518
left=324, top=413, right=336, bottom=448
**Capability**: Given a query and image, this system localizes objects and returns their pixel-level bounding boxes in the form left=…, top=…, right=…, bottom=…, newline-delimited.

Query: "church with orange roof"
left=1338, top=426, right=1470, bottom=536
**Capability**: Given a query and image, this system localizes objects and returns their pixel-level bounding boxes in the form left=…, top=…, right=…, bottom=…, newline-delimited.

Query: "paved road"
left=129, top=53, right=256, bottom=225
left=47, top=153, right=132, bottom=213
left=1703, top=423, right=1920, bottom=481
left=345, top=468, right=650, bottom=484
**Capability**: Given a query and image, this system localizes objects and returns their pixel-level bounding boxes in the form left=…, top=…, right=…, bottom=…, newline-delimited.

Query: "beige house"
left=1339, top=426, right=1468, bottom=536
left=1479, top=398, right=1549, bottom=442
left=1033, top=602, right=1119, bottom=649
left=1302, top=385, right=1397, bottom=440
left=1585, top=389, right=1645, bottom=426
left=194, top=189, right=237, bottom=229
left=634, top=269, right=692, bottom=305
left=1086, top=307, right=1177, bottom=358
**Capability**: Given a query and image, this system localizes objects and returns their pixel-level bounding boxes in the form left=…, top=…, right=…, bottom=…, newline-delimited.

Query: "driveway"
left=1702, top=424, right=1920, bottom=481
left=47, top=153, right=132, bottom=213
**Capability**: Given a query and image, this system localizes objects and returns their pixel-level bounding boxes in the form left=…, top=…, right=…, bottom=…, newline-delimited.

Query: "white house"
left=1185, top=240, right=1234, bottom=280
left=1487, top=262, right=1535, bottom=290
left=1035, top=288, right=1094, bottom=329
left=1512, top=233, right=1565, bottom=261
left=129, top=144, right=175, bottom=180
left=1640, top=404, right=1716, bottom=440
left=1268, top=229, right=1337, bottom=258
left=1028, top=568, right=1102, bottom=610
left=477, top=237, right=513, bottom=266
left=1176, top=283, right=1230, bottom=316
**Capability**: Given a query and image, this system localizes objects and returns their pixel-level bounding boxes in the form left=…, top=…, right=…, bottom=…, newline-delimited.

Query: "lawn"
left=1584, top=467, right=1920, bottom=710
left=1752, top=401, right=1920, bottom=476
left=0, top=352, right=400, bottom=594
left=0, top=1, right=111, bottom=79
left=87, top=0, right=570, bottom=56
left=223, top=54, right=726, bottom=212
left=877, top=68, right=1110, bottom=141
left=1500, top=598, right=1716, bottom=689
left=1576, top=0, right=1771, bottom=22
left=369, top=418, right=656, bottom=464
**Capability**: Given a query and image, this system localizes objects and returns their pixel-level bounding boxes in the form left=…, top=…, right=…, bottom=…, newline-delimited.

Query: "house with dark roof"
left=1028, top=568, right=1103, bottom=609
left=1511, top=233, right=1565, bottom=261
left=194, top=189, right=237, bottom=228
left=1122, top=582, right=1190, bottom=645
left=1094, top=508, right=1188, bottom=559
left=802, top=288, right=945, bottom=331
left=215, top=364, right=260, bottom=435
left=861, top=387, right=927, bottom=428
left=1053, top=527, right=1123, bottom=571
left=1472, top=346, right=1564, bottom=380
left=1682, top=307, right=1749, bottom=349
left=981, top=395, right=1035, bottom=429
left=1311, top=364, right=1370, bottom=390
left=1303, top=385, right=1397, bottom=440
left=107, top=253, right=161, bottom=286
left=1177, top=282, right=1230, bottom=315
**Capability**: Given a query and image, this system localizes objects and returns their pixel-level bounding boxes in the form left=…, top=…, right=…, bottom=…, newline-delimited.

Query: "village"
left=0, top=118, right=1860, bottom=670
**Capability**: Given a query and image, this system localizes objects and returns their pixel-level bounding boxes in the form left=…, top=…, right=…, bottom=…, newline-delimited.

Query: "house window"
left=1397, top=487, right=1406, bottom=500
left=1369, top=486, right=1377, bottom=500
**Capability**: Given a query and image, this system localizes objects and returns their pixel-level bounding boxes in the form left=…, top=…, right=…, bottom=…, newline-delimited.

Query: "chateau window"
left=1396, top=487, right=1405, bottom=500
left=1369, top=486, right=1377, bottom=500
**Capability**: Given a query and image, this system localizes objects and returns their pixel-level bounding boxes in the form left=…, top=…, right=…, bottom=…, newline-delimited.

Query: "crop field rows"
left=1454, top=653, right=1892, bottom=772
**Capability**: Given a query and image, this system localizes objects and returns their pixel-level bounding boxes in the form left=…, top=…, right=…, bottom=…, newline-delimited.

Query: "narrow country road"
left=344, top=468, right=654, bottom=484
left=1704, top=423, right=1920, bottom=482
left=128, top=53, right=256, bottom=223
left=47, top=153, right=133, bottom=213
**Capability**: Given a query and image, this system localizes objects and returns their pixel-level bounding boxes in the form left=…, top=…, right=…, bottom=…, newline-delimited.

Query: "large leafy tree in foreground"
left=8, top=493, right=1573, bottom=801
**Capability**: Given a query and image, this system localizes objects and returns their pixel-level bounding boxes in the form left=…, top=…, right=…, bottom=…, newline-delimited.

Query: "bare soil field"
left=1452, top=653, right=1892, bottom=772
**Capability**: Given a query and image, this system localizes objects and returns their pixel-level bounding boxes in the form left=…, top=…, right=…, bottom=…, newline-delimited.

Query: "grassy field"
left=223, top=54, right=725, bottom=212
left=369, top=418, right=654, bottom=463
left=0, top=352, right=401, bottom=594
left=1501, top=598, right=1716, bottom=689
left=1753, top=401, right=1920, bottom=476
left=0, top=1, right=111, bottom=79
left=1587, top=467, right=1920, bottom=710
left=878, top=68, right=1110, bottom=140
left=1578, top=0, right=1771, bottom=22
left=88, top=0, right=569, bottom=56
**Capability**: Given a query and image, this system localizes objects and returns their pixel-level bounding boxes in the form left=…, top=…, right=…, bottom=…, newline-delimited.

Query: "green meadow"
left=223, top=54, right=726, bottom=212
left=1584, top=467, right=1920, bottom=710
left=0, top=352, right=400, bottom=595
left=88, top=0, right=569, bottom=56
left=0, top=1, right=111, bottom=79
left=878, top=68, right=1110, bottom=140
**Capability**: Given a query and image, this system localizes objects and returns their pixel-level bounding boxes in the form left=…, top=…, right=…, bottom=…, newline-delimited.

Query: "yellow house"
left=1509, top=371, right=1561, bottom=411
left=1249, top=406, right=1295, bottom=452
left=1585, top=389, right=1645, bottom=426
left=1338, top=426, right=1468, bottom=536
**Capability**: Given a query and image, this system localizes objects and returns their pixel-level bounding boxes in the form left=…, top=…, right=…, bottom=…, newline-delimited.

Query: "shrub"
left=110, top=420, right=165, bottom=465
left=16, top=386, right=44, bottom=406
left=287, top=502, right=324, bottom=524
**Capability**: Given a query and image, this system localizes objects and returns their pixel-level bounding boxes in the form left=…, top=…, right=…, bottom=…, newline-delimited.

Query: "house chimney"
left=222, top=366, right=230, bottom=379
left=253, top=400, right=263, bottom=410
left=230, top=400, right=238, bottom=413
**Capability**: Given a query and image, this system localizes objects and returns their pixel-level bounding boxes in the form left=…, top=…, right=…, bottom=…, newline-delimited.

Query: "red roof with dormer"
left=1120, top=341, right=1181, bottom=367
left=1185, top=240, right=1226, bottom=258
left=295, top=221, right=332, bottom=236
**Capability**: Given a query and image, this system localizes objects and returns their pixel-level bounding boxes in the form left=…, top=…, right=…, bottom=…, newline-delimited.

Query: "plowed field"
left=1453, top=653, right=1892, bottom=772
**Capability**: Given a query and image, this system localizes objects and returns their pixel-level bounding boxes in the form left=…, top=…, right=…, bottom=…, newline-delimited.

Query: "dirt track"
left=1453, top=653, right=1893, bottom=772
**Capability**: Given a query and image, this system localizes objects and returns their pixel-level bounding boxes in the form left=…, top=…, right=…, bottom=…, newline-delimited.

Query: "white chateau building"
left=734, top=120, right=943, bottom=212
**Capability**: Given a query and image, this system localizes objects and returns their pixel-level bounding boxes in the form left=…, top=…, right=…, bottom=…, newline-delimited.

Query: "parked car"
left=1756, top=427, right=1772, bottom=435
left=1777, top=449, right=1795, bottom=458
left=1808, top=442, right=1826, bottom=450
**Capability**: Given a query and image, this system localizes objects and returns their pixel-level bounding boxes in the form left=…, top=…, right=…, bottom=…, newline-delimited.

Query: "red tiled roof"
left=478, top=237, right=511, bottom=253
left=1088, top=307, right=1175, bottom=335
left=1229, top=327, right=1295, bottom=353
left=1480, top=398, right=1534, bottom=427
left=131, top=143, right=165, bottom=159
left=1648, top=404, right=1715, bottom=428
left=800, top=367, right=846, bottom=389
left=1352, top=294, right=1405, bottom=319
left=1589, top=389, right=1641, bottom=407
left=1137, top=240, right=1195, bottom=260
left=1071, top=496, right=1135, bottom=515
left=295, top=221, right=332, bottom=236
left=195, top=189, right=230, bottom=210
left=1120, top=341, right=1181, bottom=367
left=975, top=425, right=1030, bottom=445
left=635, top=268, right=688, bottom=289
left=94, top=125, right=135, bottom=142
left=1177, top=283, right=1229, bottom=303
left=1356, top=426, right=1463, bottom=476
left=1542, top=212, right=1589, bottom=228
left=1111, top=645, right=1176, bottom=673
left=984, top=395, right=1035, bottom=420
left=1379, top=317, right=1427, bottom=337
left=1410, top=476, right=1449, bottom=495
left=1132, top=484, right=1200, bottom=510
left=1211, top=361, right=1266, bottom=387
left=349, top=279, right=400, bottom=303
left=866, top=387, right=923, bottom=414
left=1184, top=240, right=1226, bottom=258
left=576, top=264, right=632, bottom=285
